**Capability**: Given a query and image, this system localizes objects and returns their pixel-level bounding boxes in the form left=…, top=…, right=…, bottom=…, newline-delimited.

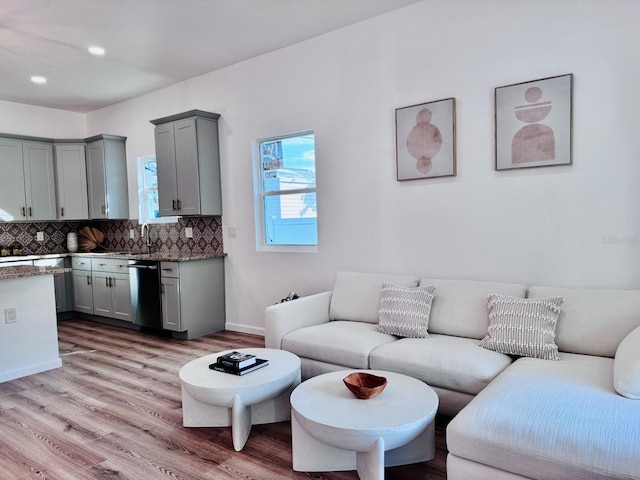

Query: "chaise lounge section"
left=264, top=271, right=640, bottom=479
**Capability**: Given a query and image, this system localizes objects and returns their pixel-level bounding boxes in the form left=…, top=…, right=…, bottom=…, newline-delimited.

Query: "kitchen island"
left=0, top=265, right=71, bottom=383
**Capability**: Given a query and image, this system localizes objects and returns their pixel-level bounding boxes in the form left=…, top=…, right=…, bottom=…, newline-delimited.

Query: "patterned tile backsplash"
left=0, top=216, right=224, bottom=257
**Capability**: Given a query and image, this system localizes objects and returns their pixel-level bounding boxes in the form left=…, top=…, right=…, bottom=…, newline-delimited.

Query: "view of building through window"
left=257, top=132, right=317, bottom=248
left=137, top=155, right=178, bottom=224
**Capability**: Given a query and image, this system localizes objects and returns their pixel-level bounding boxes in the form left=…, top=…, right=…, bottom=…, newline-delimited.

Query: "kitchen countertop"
left=0, top=265, right=72, bottom=280
left=0, top=251, right=225, bottom=264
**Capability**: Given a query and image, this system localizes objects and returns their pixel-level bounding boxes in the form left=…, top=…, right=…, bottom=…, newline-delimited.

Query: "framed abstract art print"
left=395, top=97, right=456, bottom=181
left=495, top=74, right=573, bottom=171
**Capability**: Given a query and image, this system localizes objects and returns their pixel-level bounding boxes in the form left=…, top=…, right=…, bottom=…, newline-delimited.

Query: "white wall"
left=0, top=275, right=62, bottom=382
left=0, top=100, right=86, bottom=138
left=86, top=0, right=640, bottom=334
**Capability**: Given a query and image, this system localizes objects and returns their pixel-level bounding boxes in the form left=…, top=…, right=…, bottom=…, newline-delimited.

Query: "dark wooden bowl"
left=343, top=372, right=387, bottom=399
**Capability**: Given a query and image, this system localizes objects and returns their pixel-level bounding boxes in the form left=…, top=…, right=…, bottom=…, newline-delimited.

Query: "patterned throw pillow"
left=479, top=294, right=564, bottom=360
left=376, top=283, right=437, bottom=338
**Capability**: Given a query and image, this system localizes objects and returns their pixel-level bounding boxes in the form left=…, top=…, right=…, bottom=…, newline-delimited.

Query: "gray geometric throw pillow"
left=376, top=283, right=437, bottom=338
left=479, top=294, right=564, bottom=360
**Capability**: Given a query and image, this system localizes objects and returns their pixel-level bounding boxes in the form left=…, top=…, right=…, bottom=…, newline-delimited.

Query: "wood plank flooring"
left=0, top=319, right=449, bottom=479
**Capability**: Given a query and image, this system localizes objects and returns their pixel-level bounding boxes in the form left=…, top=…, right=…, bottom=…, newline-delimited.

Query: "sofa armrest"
left=264, top=291, right=332, bottom=349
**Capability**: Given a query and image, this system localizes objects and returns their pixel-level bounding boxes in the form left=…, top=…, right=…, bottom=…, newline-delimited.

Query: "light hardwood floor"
left=0, top=319, right=448, bottom=479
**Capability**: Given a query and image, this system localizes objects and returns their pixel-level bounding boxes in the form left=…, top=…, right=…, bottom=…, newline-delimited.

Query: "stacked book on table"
left=209, top=351, right=269, bottom=375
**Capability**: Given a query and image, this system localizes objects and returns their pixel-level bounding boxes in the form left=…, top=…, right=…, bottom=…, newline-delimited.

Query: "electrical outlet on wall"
left=129, top=229, right=135, bottom=239
left=36, top=231, right=44, bottom=242
left=5, top=307, right=17, bottom=324
left=184, top=227, right=193, bottom=238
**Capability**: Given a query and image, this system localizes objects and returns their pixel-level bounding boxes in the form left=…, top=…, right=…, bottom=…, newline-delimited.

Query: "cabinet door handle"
left=177, top=199, right=181, bottom=210
left=22, top=207, right=26, bottom=217
left=61, top=207, right=64, bottom=217
left=29, top=207, right=32, bottom=217
left=172, top=199, right=176, bottom=210
left=87, top=275, right=91, bottom=285
left=101, top=205, right=106, bottom=214
left=161, top=284, right=165, bottom=294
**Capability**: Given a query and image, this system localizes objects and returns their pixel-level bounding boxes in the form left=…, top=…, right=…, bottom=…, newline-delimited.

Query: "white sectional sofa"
left=264, top=271, right=640, bottom=480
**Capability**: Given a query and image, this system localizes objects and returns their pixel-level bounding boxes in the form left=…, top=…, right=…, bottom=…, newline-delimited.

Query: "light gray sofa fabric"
left=447, top=353, right=640, bottom=480
left=330, top=271, right=420, bottom=323
left=281, top=320, right=396, bottom=369
left=528, top=285, right=640, bottom=357
left=421, top=278, right=527, bottom=339
left=370, top=334, right=512, bottom=395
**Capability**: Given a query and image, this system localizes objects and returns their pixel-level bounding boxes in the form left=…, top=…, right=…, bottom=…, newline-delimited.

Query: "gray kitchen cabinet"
left=86, top=135, right=129, bottom=220
left=91, top=258, right=132, bottom=322
left=54, top=143, right=89, bottom=220
left=160, top=257, right=225, bottom=339
left=34, top=257, right=73, bottom=313
left=151, top=110, right=222, bottom=217
left=0, top=137, right=56, bottom=221
left=72, top=257, right=94, bottom=315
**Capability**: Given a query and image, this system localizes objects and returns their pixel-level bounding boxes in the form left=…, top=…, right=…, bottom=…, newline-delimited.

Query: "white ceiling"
left=0, top=0, right=420, bottom=113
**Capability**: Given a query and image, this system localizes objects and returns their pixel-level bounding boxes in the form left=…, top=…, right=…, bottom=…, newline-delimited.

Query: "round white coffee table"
left=179, top=348, right=300, bottom=451
left=290, top=370, right=438, bottom=480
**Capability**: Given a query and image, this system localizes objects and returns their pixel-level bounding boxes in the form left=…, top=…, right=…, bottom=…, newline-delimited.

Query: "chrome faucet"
left=141, top=223, right=151, bottom=253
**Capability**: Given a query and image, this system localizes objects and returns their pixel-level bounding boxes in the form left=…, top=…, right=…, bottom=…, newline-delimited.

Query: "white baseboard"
left=0, top=358, right=62, bottom=383
left=224, top=322, right=265, bottom=337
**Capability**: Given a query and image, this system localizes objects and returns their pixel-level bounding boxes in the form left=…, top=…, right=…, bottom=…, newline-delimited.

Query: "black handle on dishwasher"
left=126, top=264, right=158, bottom=270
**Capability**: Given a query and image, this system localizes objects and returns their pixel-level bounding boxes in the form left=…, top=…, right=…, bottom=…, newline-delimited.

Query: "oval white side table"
left=290, top=369, right=439, bottom=480
left=179, top=348, right=300, bottom=451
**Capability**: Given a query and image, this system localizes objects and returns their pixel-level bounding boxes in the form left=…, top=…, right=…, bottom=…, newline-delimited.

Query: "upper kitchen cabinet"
left=151, top=110, right=222, bottom=216
left=54, top=142, right=89, bottom=220
left=86, top=135, right=129, bottom=220
left=0, top=137, right=56, bottom=222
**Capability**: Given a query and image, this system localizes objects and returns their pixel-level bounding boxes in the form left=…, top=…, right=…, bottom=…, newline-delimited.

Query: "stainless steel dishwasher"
left=128, top=259, right=162, bottom=330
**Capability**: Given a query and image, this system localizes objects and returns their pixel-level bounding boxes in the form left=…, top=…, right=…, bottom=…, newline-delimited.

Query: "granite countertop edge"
left=0, top=252, right=226, bottom=264
left=0, top=265, right=72, bottom=280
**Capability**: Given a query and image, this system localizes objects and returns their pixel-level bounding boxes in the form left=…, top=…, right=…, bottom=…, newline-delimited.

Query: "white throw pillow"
left=376, top=283, right=436, bottom=338
left=479, top=294, right=564, bottom=360
left=614, top=325, right=640, bottom=399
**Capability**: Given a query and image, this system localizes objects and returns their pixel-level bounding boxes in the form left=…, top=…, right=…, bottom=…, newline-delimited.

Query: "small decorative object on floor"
left=66, top=232, right=79, bottom=253
left=343, top=372, right=387, bottom=399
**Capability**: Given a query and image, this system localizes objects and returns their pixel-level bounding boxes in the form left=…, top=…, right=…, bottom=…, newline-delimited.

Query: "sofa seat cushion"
left=447, top=353, right=640, bottom=480
left=281, top=321, right=396, bottom=369
left=369, top=334, right=513, bottom=395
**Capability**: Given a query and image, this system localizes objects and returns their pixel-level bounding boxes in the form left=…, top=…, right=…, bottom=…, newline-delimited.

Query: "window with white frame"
left=254, top=131, right=317, bottom=251
left=137, top=155, right=178, bottom=224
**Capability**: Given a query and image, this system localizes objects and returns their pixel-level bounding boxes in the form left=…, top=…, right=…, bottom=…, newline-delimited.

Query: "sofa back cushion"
left=528, top=285, right=640, bottom=357
left=329, top=271, right=420, bottom=323
left=420, top=278, right=527, bottom=339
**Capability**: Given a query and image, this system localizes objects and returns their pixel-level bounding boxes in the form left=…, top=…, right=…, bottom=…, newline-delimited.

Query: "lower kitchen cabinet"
left=72, top=257, right=94, bottom=314
left=71, top=256, right=132, bottom=321
left=160, top=257, right=225, bottom=339
left=34, top=257, right=73, bottom=313
left=91, top=259, right=132, bottom=322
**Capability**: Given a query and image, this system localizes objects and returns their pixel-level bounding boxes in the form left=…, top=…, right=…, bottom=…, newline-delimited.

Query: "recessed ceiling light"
left=31, top=75, right=47, bottom=84
left=88, top=46, right=106, bottom=56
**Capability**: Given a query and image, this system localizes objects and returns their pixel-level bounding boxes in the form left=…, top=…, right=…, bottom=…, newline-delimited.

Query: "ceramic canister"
left=67, top=232, right=79, bottom=253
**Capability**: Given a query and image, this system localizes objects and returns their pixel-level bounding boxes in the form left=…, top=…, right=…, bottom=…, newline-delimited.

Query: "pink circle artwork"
left=406, top=108, right=442, bottom=173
